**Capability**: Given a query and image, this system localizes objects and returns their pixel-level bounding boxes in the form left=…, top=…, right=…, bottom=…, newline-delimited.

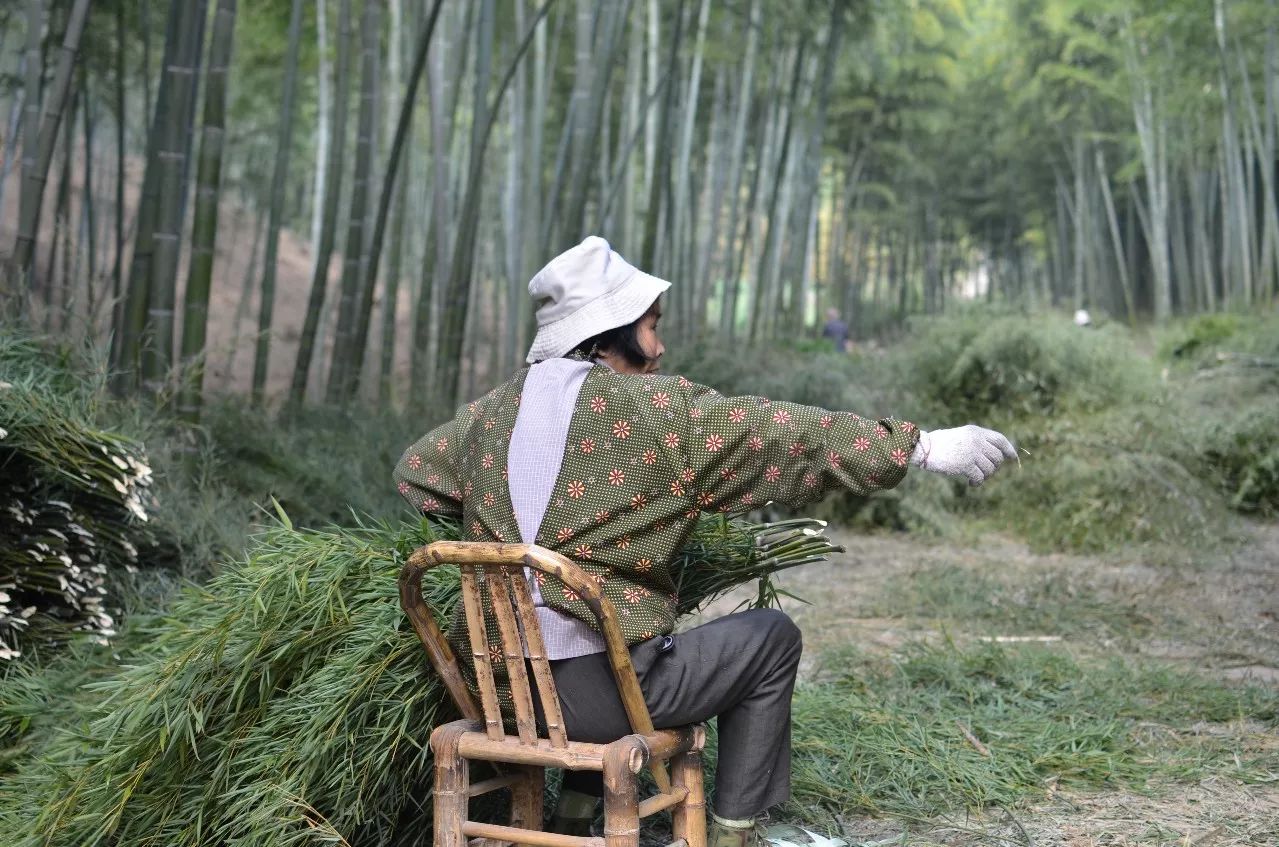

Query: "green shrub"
left=1159, top=310, right=1279, bottom=365
left=980, top=411, right=1237, bottom=554
left=1171, top=355, right=1279, bottom=516
left=1194, top=395, right=1279, bottom=516
left=891, top=310, right=1154, bottom=425
left=197, top=399, right=427, bottom=530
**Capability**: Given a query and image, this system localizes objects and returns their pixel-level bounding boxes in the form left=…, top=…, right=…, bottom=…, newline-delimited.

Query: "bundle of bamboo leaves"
left=2, top=512, right=838, bottom=846
left=0, top=336, right=155, bottom=661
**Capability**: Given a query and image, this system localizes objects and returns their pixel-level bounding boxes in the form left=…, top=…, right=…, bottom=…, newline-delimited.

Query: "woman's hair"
left=566, top=305, right=655, bottom=369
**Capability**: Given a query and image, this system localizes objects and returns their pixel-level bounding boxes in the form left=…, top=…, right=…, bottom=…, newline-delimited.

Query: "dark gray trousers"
left=545, top=608, right=802, bottom=820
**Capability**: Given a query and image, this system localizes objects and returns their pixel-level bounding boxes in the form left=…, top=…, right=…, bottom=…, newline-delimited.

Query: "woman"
left=394, top=236, right=1015, bottom=846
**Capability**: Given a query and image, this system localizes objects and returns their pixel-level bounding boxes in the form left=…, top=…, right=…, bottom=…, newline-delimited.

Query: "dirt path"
left=797, top=524, right=1279, bottom=681
left=690, top=522, right=1279, bottom=846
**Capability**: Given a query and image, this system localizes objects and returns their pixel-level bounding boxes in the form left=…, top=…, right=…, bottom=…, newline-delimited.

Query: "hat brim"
left=525, top=270, right=670, bottom=363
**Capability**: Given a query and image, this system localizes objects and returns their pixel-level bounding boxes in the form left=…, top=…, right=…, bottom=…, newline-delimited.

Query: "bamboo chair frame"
left=400, top=540, right=707, bottom=847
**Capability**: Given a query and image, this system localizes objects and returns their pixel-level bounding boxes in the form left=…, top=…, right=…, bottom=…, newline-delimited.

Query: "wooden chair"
left=400, top=540, right=707, bottom=847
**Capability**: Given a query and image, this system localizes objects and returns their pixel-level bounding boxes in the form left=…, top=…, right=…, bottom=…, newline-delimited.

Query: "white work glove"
left=910, top=425, right=1017, bottom=486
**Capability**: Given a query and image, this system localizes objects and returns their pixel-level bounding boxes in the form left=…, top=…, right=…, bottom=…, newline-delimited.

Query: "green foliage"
left=881, top=308, right=1278, bottom=551
left=1151, top=314, right=1279, bottom=516
left=0, top=513, right=835, bottom=846
left=892, top=310, right=1154, bottom=425
left=984, top=414, right=1236, bottom=554
left=1186, top=383, right=1279, bottom=516
left=674, top=307, right=1279, bottom=554
left=785, top=642, right=1279, bottom=820
left=0, top=333, right=156, bottom=661
left=197, top=399, right=426, bottom=530
left=1159, top=313, right=1256, bottom=363
left=1, top=519, right=449, bottom=847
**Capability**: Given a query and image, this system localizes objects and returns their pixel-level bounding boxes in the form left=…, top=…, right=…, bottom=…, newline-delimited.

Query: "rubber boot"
left=708, top=817, right=763, bottom=847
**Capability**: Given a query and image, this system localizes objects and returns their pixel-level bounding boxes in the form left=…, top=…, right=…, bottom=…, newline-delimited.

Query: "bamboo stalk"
left=13, top=0, right=92, bottom=279
left=177, top=0, right=239, bottom=423
left=251, top=0, right=305, bottom=407
left=290, top=0, right=353, bottom=412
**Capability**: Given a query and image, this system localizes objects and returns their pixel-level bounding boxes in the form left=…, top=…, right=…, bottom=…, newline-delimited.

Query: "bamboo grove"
left=1, top=0, right=1277, bottom=417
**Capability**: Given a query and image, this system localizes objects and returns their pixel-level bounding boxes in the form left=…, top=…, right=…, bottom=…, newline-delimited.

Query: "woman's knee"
left=744, top=608, right=803, bottom=655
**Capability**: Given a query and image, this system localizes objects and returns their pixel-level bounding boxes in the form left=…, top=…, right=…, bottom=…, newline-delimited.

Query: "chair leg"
left=671, top=749, right=707, bottom=847
left=509, top=765, right=545, bottom=832
left=431, top=723, right=471, bottom=847
left=602, top=743, right=642, bottom=847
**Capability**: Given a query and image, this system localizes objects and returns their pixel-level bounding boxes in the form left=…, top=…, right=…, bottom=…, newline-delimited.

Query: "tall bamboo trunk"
left=501, top=0, right=531, bottom=372
left=436, top=0, right=494, bottom=405
left=669, top=0, right=711, bottom=335
left=349, top=0, right=446, bottom=401
left=114, top=1, right=187, bottom=393
left=251, top=0, right=305, bottom=406
left=80, top=68, right=97, bottom=308
left=690, top=68, right=727, bottom=334
left=224, top=189, right=268, bottom=385
left=752, top=40, right=806, bottom=342
left=44, top=90, right=73, bottom=332
left=1123, top=13, right=1172, bottom=320
left=410, top=0, right=463, bottom=411
left=177, top=0, right=238, bottom=423
left=12, top=0, right=91, bottom=281
left=640, top=0, right=687, bottom=272
left=786, top=4, right=842, bottom=335
left=327, top=0, right=382, bottom=405
left=0, top=55, right=28, bottom=251
left=141, top=0, right=210, bottom=399
left=559, top=0, right=630, bottom=248
left=1094, top=146, right=1135, bottom=323
left=436, top=0, right=551, bottom=405
left=380, top=169, right=408, bottom=402
left=309, top=0, right=331, bottom=266
left=290, top=0, right=353, bottom=411
left=110, top=2, right=125, bottom=316
left=9, top=0, right=45, bottom=306
left=717, top=0, right=760, bottom=337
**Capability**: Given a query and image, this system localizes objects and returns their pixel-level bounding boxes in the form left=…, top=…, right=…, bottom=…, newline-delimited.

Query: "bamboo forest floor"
left=691, top=523, right=1279, bottom=846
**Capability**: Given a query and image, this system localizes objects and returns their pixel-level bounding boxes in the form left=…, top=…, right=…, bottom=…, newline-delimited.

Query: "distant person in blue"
left=821, top=307, right=849, bottom=353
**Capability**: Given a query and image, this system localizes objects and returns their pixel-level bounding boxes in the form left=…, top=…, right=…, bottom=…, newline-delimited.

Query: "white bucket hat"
left=525, top=236, right=671, bottom=363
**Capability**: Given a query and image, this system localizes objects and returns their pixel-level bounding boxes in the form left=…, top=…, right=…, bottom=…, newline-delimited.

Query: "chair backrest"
left=399, top=541, right=661, bottom=752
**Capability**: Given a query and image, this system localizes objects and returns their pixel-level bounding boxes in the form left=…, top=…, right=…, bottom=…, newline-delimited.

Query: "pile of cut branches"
left=1, top=511, right=836, bottom=846
left=0, top=336, right=154, bottom=661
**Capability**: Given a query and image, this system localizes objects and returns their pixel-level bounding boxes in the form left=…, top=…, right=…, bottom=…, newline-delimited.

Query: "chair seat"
left=445, top=721, right=704, bottom=772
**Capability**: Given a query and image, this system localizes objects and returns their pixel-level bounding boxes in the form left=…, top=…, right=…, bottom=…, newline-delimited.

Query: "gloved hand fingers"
left=965, top=461, right=987, bottom=486
left=974, top=454, right=996, bottom=478
left=981, top=442, right=1005, bottom=467
left=984, top=430, right=1017, bottom=462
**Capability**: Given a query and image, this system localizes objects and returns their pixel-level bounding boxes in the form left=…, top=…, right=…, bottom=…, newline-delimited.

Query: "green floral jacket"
left=394, top=365, right=920, bottom=692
